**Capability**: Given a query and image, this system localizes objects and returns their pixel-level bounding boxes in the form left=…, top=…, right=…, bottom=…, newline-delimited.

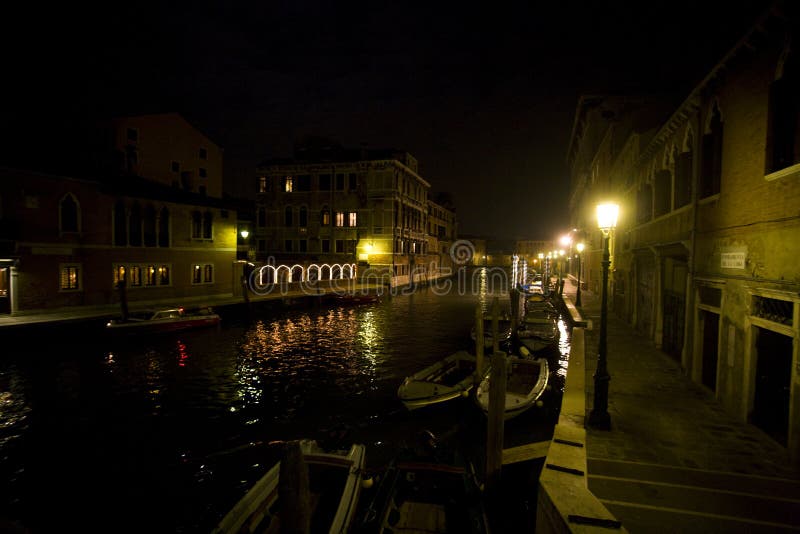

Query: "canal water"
left=0, top=270, right=571, bottom=533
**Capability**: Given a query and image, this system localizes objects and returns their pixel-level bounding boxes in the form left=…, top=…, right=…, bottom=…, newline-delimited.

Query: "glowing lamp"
left=596, top=203, right=619, bottom=234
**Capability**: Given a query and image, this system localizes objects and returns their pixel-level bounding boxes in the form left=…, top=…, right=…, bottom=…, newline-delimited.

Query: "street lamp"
left=588, top=202, right=618, bottom=430
left=575, top=242, right=585, bottom=306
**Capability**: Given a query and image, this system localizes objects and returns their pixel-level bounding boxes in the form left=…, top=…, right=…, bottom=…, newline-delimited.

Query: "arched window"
left=158, top=207, right=170, bottom=247
left=700, top=100, right=723, bottom=197
left=59, top=193, right=80, bottom=233
left=284, top=206, right=293, bottom=227
left=202, top=212, right=213, bottom=239
left=299, top=206, right=308, bottom=227
left=114, top=200, right=127, bottom=246
left=129, top=202, right=142, bottom=246
left=320, top=205, right=330, bottom=226
left=766, top=39, right=800, bottom=174
left=675, top=131, right=693, bottom=208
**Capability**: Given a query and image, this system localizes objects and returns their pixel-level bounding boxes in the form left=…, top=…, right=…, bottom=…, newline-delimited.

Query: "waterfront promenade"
left=564, top=281, right=800, bottom=533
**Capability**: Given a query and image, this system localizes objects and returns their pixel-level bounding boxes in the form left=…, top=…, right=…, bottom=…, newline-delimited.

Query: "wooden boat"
left=105, top=305, right=220, bottom=333
left=470, top=318, right=512, bottom=349
left=397, top=351, right=489, bottom=410
left=355, top=439, right=489, bottom=533
left=475, top=348, right=549, bottom=420
left=331, top=293, right=381, bottom=306
left=518, top=313, right=560, bottom=353
left=212, top=439, right=366, bottom=534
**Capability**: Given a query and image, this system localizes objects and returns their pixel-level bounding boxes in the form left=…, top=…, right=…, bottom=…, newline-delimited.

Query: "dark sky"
left=4, top=1, right=772, bottom=239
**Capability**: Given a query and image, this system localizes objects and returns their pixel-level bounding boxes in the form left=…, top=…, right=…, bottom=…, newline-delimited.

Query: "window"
left=129, top=203, right=142, bottom=246
left=349, top=173, right=357, bottom=190
left=653, top=170, right=671, bottom=217
left=59, top=194, right=79, bottom=233
left=348, top=212, right=357, bottom=227
left=674, top=144, right=693, bottom=208
left=336, top=173, right=345, bottom=190
left=143, top=205, right=157, bottom=247
left=259, top=176, right=268, bottom=193
left=114, top=265, right=127, bottom=285
left=199, top=168, right=207, bottom=178
left=637, top=184, right=653, bottom=223
left=130, top=266, right=142, bottom=287
left=203, top=212, right=213, bottom=239
left=285, top=206, right=293, bottom=226
left=346, top=240, right=356, bottom=254
left=335, top=239, right=344, bottom=253
left=297, top=175, right=311, bottom=191
left=125, top=146, right=138, bottom=168
left=158, top=265, right=170, bottom=285
left=322, top=239, right=330, bottom=253
left=285, top=239, right=293, bottom=252
left=191, top=264, right=214, bottom=285
left=335, top=212, right=344, bottom=227
left=158, top=208, right=170, bottom=247
left=199, top=147, right=208, bottom=160
left=319, top=174, right=331, bottom=190
left=700, top=101, right=723, bottom=198
left=60, top=264, right=80, bottom=291
left=127, top=128, right=138, bottom=142
left=171, top=161, right=180, bottom=173
left=299, top=239, right=307, bottom=252
left=257, top=207, right=266, bottom=227
left=321, top=207, right=330, bottom=226
left=766, top=49, right=800, bottom=174
left=145, top=265, right=157, bottom=286
left=299, top=206, right=308, bottom=227
left=284, top=176, right=293, bottom=192
left=257, top=239, right=266, bottom=253
left=192, top=211, right=202, bottom=239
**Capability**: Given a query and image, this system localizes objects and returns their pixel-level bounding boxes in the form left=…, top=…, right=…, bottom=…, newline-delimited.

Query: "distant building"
left=0, top=112, right=238, bottom=314
left=568, top=2, right=800, bottom=462
left=427, top=196, right=458, bottom=274
left=254, top=144, right=451, bottom=287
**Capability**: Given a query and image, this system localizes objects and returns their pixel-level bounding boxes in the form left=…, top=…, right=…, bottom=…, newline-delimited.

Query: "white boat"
left=212, top=439, right=366, bottom=534
left=475, top=348, right=549, bottom=420
left=398, top=351, right=489, bottom=410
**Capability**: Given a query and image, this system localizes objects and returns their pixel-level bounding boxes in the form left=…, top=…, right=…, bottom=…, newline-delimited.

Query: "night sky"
left=4, top=1, right=771, bottom=239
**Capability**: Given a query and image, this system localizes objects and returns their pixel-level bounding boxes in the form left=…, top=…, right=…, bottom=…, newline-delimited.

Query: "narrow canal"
left=0, top=270, right=571, bottom=533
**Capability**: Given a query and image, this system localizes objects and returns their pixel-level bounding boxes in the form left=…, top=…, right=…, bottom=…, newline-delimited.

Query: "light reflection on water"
left=0, top=271, right=571, bottom=532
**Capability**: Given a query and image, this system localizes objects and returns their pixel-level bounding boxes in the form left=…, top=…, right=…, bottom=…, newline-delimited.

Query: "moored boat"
left=105, top=305, right=220, bottom=333
left=397, top=351, right=489, bottom=410
left=474, top=348, right=549, bottom=420
left=212, top=439, right=366, bottom=534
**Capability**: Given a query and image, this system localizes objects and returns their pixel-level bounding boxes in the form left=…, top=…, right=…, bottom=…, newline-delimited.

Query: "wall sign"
left=720, top=252, right=745, bottom=269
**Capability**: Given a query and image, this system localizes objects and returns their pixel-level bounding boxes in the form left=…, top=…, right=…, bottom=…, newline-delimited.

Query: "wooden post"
left=486, top=350, right=507, bottom=498
left=491, top=296, right=500, bottom=354
left=474, top=303, right=485, bottom=386
left=510, top=287, right=520, bottom=345
left=279, top=440, right=311, bottom=534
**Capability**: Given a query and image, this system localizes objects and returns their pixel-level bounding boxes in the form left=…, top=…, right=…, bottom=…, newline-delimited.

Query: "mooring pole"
left=475, top=303, right=485, bottom=386
left=491, top=296, right=500, bottom=354
left=486, top=350, right=507, bottom=499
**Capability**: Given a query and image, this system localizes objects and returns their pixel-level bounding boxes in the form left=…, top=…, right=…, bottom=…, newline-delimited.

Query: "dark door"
left=701, top=310, right=719, bottom=392
left=662, top=291, right=685, bottom=360
left=0, top=268, right=9, bottom=314
left=753, top=328, right=792, bottom=446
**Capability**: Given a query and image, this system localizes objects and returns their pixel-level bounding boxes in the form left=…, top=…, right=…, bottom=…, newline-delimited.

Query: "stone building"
left=568, top=2, right=800, bottom=462
left=254, top=144, right=443, bottom=288
left=0, top=113, right=238, bottom=315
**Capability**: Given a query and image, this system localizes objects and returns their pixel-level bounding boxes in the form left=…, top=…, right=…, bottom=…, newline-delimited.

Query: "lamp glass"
left=240, top=230, right=249, bottom=239
left=596, top=203, right=619, bottom=231
left=576, top=242, right=585, bottom=253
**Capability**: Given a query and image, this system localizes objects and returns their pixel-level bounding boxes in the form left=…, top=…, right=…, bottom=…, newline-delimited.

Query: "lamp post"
left=575, top=242, right=585, bottom=307
left=588, top=202, right=619, bottom=430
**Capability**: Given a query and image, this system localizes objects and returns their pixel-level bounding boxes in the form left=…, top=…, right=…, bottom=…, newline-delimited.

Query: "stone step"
left=588, top=458, right=800, bottom=498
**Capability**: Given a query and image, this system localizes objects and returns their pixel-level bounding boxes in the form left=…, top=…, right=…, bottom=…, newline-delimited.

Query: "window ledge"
left=765, top=162, right=800, bottom=182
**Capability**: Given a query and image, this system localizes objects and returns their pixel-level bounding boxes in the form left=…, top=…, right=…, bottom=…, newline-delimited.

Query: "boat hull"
left=475, top=356, right=549, bottom=420
left=398, top=351, right=487, bottom=410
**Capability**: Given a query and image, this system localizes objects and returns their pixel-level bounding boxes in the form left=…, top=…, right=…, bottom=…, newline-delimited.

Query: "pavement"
left=561, top=280, right=800, bottom=533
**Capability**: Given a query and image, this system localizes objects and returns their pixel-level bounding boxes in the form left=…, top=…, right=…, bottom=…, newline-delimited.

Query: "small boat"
left=475, top=347, right=549, bottom=420
left=212, top=439, right=366, bottom=534
left=518, top=313, right=560, bottom=353
left=105, top=305, right=220, bottom=333
left=355, top=434, right=489, bottom=533
left=397, top=351, right=489, bottom=410
left=331, top=293, right=381, bottom=306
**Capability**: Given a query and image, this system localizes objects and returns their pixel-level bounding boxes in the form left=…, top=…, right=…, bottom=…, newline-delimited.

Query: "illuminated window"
left=60, top=264, right=80, bottom=291
left=348, top=212, right=357, bottom=227
left=130, top=265, right=142, bottom=287
left=114, top=265, right=127, bottom=285
left=259, top=176, right=268, bottom=193
left=204, top=264, right=213, bottom=283
left=192, top=265, right=202, bottom=284
left=284, top=176, right=293, bottom=192
left=145, top=265, right=157, bottom=286
left=158, top=265, right=170, bottom=285
left=335, top=212, right=344, bottom=227
left=321, top=207, right=330, bottom=226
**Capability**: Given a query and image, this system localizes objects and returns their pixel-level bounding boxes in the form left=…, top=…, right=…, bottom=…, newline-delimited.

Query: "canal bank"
left=538, top=280, right=800, bottom=533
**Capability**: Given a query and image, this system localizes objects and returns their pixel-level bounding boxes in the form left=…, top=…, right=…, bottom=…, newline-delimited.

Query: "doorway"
left=752, top=327, right=792, bottom=446
left=0, top=267, right=9, bottom=314
left=700, top=310, right=719, bottom=392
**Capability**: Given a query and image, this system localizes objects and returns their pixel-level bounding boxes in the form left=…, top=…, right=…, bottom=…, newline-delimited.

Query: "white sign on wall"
left=720, top=252, right=746, bottom=269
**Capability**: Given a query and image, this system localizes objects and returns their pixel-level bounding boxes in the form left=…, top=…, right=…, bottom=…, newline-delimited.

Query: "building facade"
left=255, top=147, right=446, bottom=288
left=568, top=2, right=800, bottom=462
left=0, top=113, right=238, bottom=315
